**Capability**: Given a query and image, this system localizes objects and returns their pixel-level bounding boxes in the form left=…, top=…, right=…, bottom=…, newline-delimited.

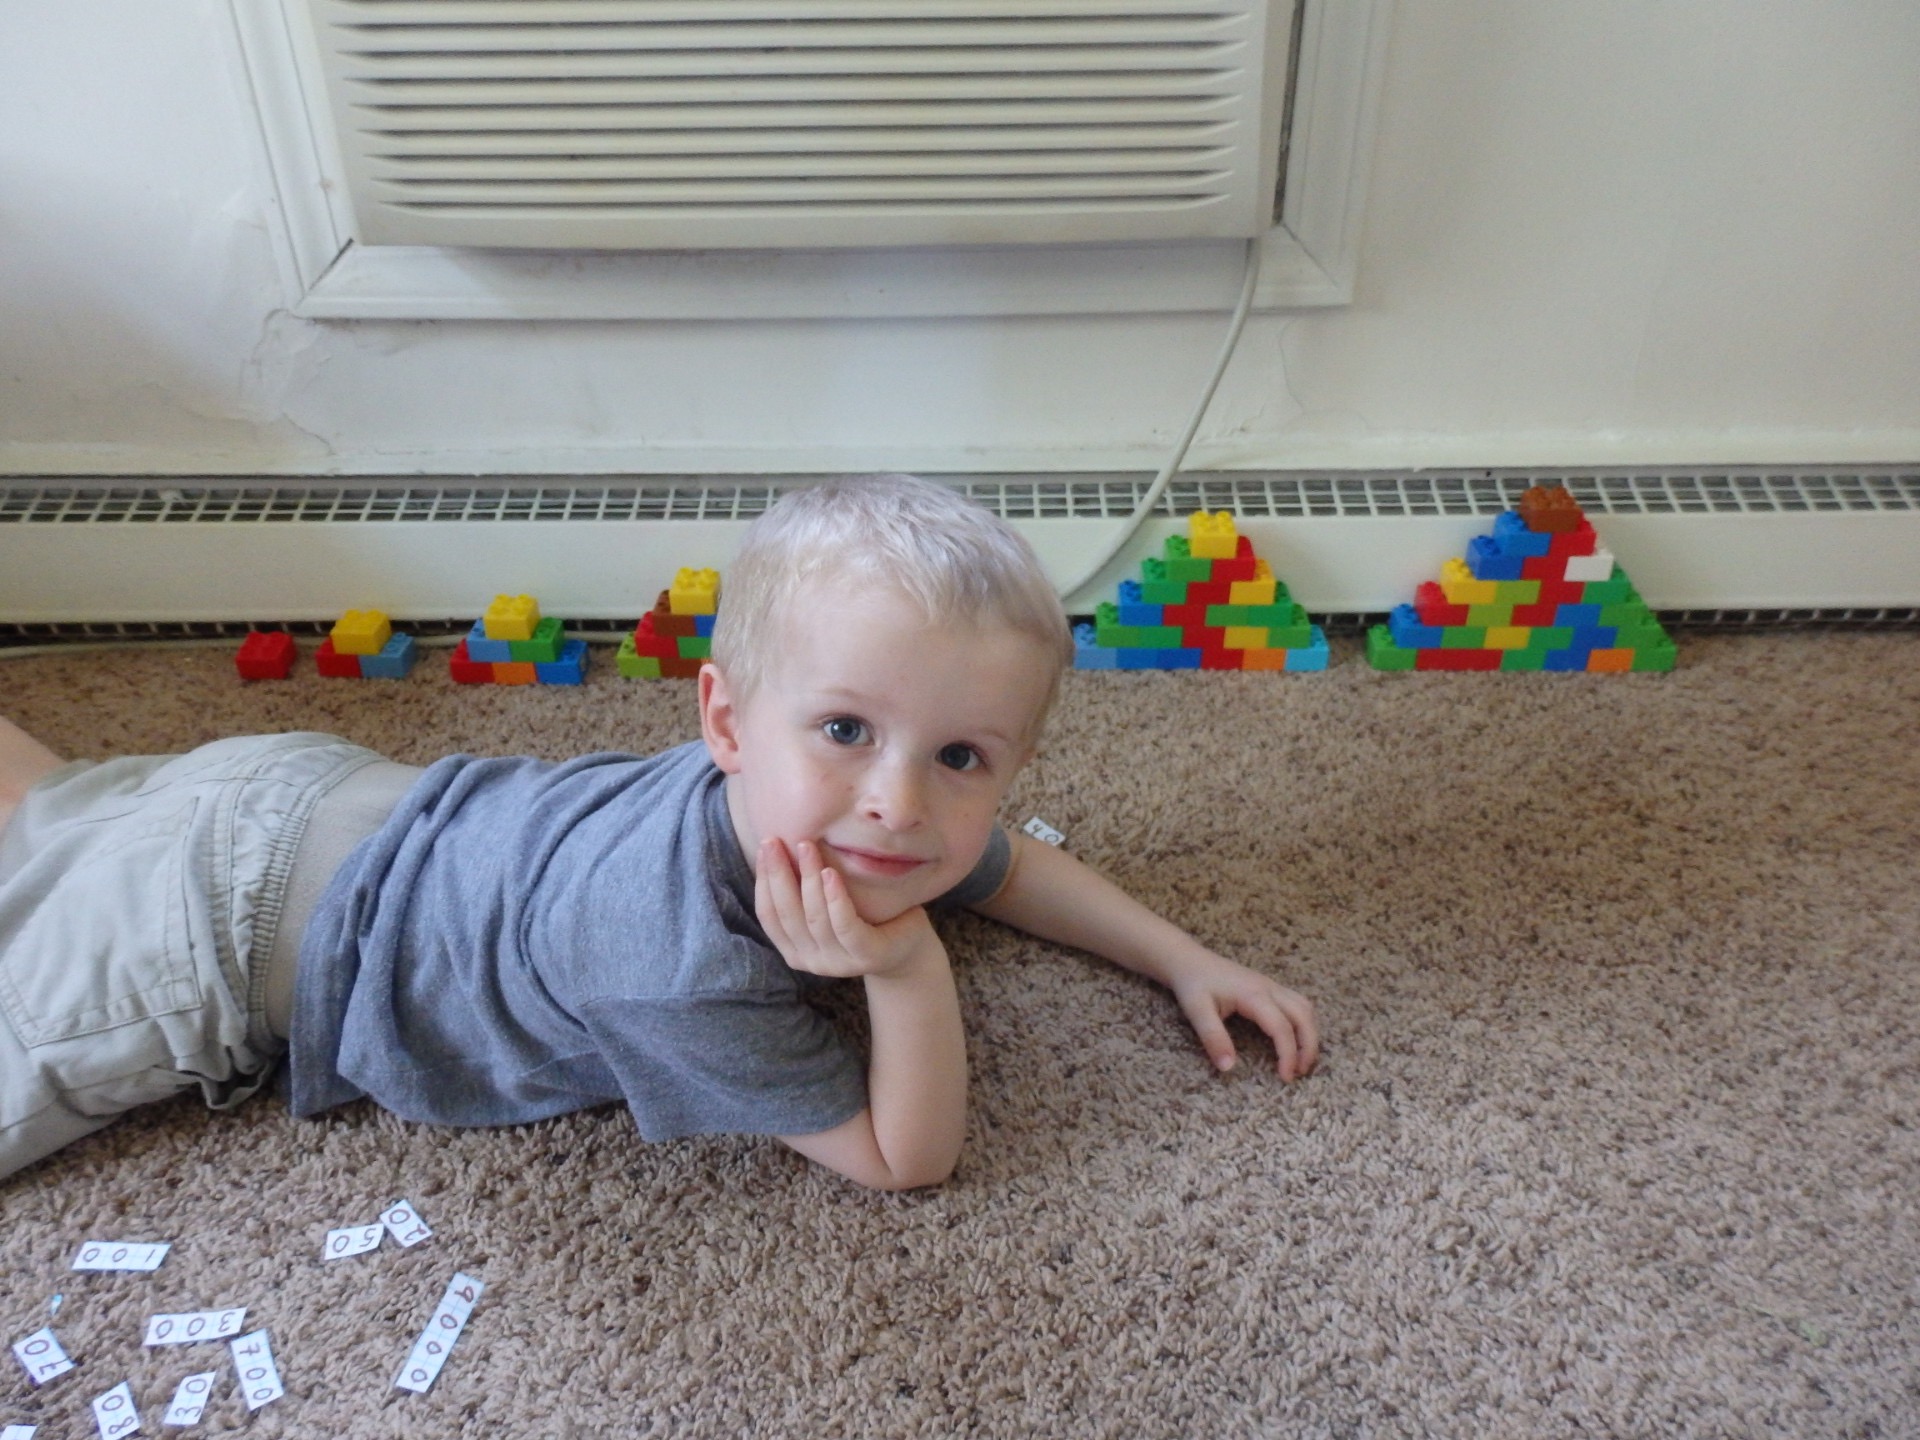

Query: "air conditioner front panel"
left=307, top=0, right=1288, bottom=249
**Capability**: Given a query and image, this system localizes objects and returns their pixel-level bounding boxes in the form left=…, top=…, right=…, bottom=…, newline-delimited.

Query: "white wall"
left=2, top=0, right=1917, bottom=477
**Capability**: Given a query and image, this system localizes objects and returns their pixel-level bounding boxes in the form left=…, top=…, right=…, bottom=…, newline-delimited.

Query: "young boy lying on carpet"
left=0, top=475, right=1317, bottom=1191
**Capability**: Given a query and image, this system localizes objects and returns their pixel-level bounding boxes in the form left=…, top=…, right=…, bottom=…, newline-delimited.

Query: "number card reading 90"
left=395, top=1273, right=484, bottom=1394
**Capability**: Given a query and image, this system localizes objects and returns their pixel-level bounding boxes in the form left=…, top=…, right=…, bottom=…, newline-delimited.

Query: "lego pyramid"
left=1074, top=512, right=1328, bottom=671
left=1367, top=486, right=1676, bottom=673
left=450, top=594, right=590, bottom=685
left=618, top=568, right=718, bottom=679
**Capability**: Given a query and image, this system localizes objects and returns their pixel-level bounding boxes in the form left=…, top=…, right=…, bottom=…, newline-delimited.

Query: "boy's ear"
left=697, top=662, right=745, bottom=775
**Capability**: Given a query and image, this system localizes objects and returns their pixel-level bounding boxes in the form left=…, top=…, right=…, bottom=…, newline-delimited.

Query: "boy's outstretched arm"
left=971, top=832, right=1320, bottom=1081
left=759, top=839, right=968, bottom=1191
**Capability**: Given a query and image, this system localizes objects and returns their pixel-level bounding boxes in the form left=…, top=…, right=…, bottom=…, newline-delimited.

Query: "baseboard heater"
left=2, top=468, right=1917, bottom=639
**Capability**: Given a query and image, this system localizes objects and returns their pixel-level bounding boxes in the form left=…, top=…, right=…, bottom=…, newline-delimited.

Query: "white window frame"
left=228, top=0, right=1391, bottom=321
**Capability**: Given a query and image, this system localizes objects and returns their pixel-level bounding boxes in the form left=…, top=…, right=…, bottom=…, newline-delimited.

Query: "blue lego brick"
left=358, top=633, right=418, bottom=680
left=1543, top=647, right=1593, bottom=672
left=1388, top=604, right=1444, bottom=649
left=1116, top=647, right=1162, bottom=670
left=535, top=638, right=589, bottom=686
left=1555, top=603, right=1604, bottom=629
left=1466, top=535, right=1526, bottom=582
left=694, top=614, right=716, bottom=638
left=465, top=619, right=516, bottom=663
left=1072, top=623, right=1118, bottom=670
left=1563, top=625, right=1619, bottom=651
left=1285, top=628, right=1331, bottom=671
left=1157, top=648, right=1203, bottom=669
left=1493, top=510, right=1552, bottom=557
left=1116, top=581, right=1164, bottom=627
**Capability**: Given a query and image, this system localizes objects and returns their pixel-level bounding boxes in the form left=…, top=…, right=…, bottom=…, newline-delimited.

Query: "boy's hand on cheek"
left=756, top=838, right=942, bottom=981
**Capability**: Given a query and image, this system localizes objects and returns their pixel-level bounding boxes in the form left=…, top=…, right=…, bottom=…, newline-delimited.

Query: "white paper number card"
left=395, top=1273, right=483, bottom=1394
left=381, top=1200, right=433, bottom=1248
left=4, top=1423, right=40, bottom=1439
left=11, top=1328, right=75, bottom=1385
left=322, top=1223, right=384, bottom=1261
left=90, top=1382, right=141, bottom=1439
left=72, top=1241, right=170, bottom=1272
left=161, top=1370, right=219, bottom=1427
left=143, top=1308, right=246, bottom=1346
left=229, top=1330, right=285, bottom=1412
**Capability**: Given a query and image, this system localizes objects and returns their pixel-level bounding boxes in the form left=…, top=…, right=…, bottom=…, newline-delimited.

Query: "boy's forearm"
left=859, top=942, right=968, bottom=1187
left=971, top=832, right=1215, bottom=987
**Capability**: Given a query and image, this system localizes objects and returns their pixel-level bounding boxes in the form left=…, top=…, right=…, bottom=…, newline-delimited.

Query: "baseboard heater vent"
left=3, top=467, right=1916, bottom=633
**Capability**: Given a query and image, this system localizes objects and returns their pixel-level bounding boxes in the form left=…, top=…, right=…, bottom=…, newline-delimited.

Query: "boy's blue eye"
left=937, top=743, right=982, bottom=772
left=823, top=717, right=868, bottom=746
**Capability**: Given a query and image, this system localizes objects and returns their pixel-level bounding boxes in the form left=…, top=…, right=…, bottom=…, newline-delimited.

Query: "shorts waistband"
left=262, top=759, right=424, bottom=1040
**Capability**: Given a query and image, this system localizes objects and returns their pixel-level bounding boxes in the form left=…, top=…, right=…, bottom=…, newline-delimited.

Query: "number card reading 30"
left=11, top=1328, right=75, bottom=1385
left=381, top=1200, right=433, bottom=1248
left=144, top=1308, right=246, bottom=1346
left=395, top=1273, right=484, bottom=1394
left=72, top=1241, right=170, bottom=1272
left=90, top=1382, right=141, bottom=1440
left=229, top=1330, right=286, bottom=1412
left=162, top=1371, right=219, bottom=1427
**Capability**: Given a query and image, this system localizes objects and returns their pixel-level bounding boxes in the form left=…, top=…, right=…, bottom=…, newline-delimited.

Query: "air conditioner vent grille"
left=308, top=0, right=1283, bottom=247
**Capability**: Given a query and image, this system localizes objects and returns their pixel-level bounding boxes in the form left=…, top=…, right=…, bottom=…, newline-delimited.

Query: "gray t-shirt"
left=288, top=740, right=1010, bottom=1139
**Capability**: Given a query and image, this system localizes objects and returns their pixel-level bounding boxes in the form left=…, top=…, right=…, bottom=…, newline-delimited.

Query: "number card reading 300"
left=229, top=1330, right=286, bottom=1412
left=72, top=1241, right=170, bottom=1272
left=144, top=1308, right=246, bottom=1346
left=11, top=1328, right=75, bottom=1385
left=395, top=1273, right=484, bottom=1394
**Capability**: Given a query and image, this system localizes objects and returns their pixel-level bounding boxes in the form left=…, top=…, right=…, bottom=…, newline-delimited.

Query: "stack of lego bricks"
left=618, top=568, right=718, bottom=679
left=317, top=610, right=419, bottom=680
left=1075, top=512, right=1328, bottom=671
left=450, top=594, right=589, bottom=685
left=1367, top=486, right=1677, bottom=673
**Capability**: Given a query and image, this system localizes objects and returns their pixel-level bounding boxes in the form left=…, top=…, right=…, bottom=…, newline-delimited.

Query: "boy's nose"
left=862, top=761, right=926, bottom=830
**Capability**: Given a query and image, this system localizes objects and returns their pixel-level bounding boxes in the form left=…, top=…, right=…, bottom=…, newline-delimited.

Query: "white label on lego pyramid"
left=1562, top=548, right=1615, bottom=583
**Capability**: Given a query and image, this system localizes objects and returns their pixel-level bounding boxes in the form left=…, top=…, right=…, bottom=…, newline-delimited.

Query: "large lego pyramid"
left=1074, top=512, right=1328, bottom=671
left=1367, top=486, right=1676, bottom=672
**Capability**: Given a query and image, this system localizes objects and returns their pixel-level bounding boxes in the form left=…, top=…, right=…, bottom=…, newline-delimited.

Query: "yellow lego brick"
left=1485, top=626, right=1532, bottom=650
left=1228, top=561, right=1276, bottom=606
left=1188, top=511, right=1238, bottom=560
left=669, top=568, right=721, bottom=616
left=484, top=594, right=542, bottom=642
left=1222, top=626, right=1269, bottom=651
left=330, top=609, right=392, bottom=657
left=1438, top=557, right=1498, bottom=607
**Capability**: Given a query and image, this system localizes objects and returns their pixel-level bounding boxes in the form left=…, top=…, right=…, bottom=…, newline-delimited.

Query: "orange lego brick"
left=1587, top=648, right=1635, bottom=673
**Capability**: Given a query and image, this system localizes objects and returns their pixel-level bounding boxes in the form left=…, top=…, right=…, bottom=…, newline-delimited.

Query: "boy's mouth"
left=827, top=844, right=930, bottom=880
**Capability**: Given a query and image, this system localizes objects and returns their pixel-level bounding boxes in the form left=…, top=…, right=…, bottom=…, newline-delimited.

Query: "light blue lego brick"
left=358, top=633, right=418, bottom=680
left=535, top=638, right=589, bottom=686
left=1284, top=628, right=1331, bottom=671
left=1493, top=510, right=1553, bottom=557
left=465, top=618, right=515, bottom=663
left=1072, top=623, right=1118, bottom=670
left=1157, top=648, right=1203, bottom=669
left=1388, top=604, right=1443, bottom=650
left=1466, top=535, right=1526, bottom=582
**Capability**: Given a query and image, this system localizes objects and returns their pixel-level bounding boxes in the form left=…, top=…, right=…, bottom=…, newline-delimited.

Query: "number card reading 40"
left=395, top=1273, right=484, bottom=1394
left=144, top=1308, right=246, bottom=1346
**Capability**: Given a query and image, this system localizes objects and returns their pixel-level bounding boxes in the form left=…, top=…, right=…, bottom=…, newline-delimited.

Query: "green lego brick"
left=1631, top=635, right=1678, bottom=671
left=1095, top=602, right=1179, bottom=649
left=508, top=615, right=566, bottom=664
left=1138, top=561, right=1189, bottom=606
left=1582, top=571, right=1637, bottom=605
left=1489, top=579, right=1542, bottom=605
left=1467, top=603, right=1518, bottom=628
left=1441, top=626, right=1489, bottom=649
left=1500, top=647, right=1548, bottom=672
left=1160, top=535, right=1215, bottom=584
left=616, top=637, right=661, bottom=679
left=1263, top=623, right=1318, bottom=649
left=1205, top=601, right=1306, bottom=629
left=1528, top=626, right=1575, bottom=650
left=1599, top=599, right=1654, bottom=629
left=1366, top=624, right=1417, bottom=671
left=677, top=635, right=712, bottom=661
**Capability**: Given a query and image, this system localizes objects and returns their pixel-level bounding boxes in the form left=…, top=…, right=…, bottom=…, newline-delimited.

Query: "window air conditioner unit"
left=305, top=0, right=1297, bottom=251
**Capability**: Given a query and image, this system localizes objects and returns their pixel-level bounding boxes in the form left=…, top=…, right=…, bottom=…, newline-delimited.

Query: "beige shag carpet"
left=3, top=631, right=1917, bottom=1438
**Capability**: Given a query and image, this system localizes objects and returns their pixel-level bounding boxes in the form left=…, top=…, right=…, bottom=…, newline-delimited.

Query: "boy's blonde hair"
left=711, top=474, right=1072, bottom=726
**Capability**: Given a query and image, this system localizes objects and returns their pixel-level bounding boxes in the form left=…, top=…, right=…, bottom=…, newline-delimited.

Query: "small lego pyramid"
left=1074, top=513, right=1328, bottom=672
left=451, top=594, right=589, bottom=686
left=317, top=610, right=420, bottom=680
left=618, top=568, right=718, bottom=680
left=1367, top=486, right=1676, bottom=673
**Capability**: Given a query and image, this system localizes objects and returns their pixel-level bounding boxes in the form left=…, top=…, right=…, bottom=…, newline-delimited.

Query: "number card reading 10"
left=11, top=1328, right=74, bottom=1385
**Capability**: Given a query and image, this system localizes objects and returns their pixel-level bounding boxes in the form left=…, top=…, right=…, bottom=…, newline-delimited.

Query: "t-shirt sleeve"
left=932, top=823, right=1013, bottom=910
left=579, top=990, right=868, bottom=1141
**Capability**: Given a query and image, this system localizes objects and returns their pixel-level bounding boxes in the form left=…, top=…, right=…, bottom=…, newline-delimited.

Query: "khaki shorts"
left=0, top=733, right=385, bottom=1181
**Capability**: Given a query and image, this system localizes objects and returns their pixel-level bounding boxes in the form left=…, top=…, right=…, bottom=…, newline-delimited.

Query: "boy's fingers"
left=1181, top=997, right=1239, bottom=1073
left=1245, top=991, right=1306, bottom=1081
left=756, top=838, right=811, bottom=949
left=818, top=864, right=867, bottom=944
left=793, top=842, right=842, bottom=950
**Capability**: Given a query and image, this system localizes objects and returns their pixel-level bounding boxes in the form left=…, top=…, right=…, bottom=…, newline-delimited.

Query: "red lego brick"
left=1183, top=580, right=1234, bottom=607
left=1163, top=602, right=1211, bottom=628
left=1415, top=582, right=1471, bottom=627
left=1510, top=603, right=1559, bottom=627
left=658, top=656, right=704, bottom=679
left=1520, top=554, right=1569, bottom=582
left=1200, top=647, right=1244, bottom=670
left=1546, top=520, right=1598, bottom=558
left=235, top=631, right=296, bottom=681
left=1415, top=648, right=1503, bottom=672
left=315, top=638, right=363, bottom=679
left=1535, top=579, right=1587, bottom=607
left=1181, top=626, right=1229, bottom=650
left=448, top=640, right=494, bottom=684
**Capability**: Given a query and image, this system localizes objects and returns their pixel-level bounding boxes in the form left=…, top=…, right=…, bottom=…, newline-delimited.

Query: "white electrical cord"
left=1053, top=234, right=1265, bottom=604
